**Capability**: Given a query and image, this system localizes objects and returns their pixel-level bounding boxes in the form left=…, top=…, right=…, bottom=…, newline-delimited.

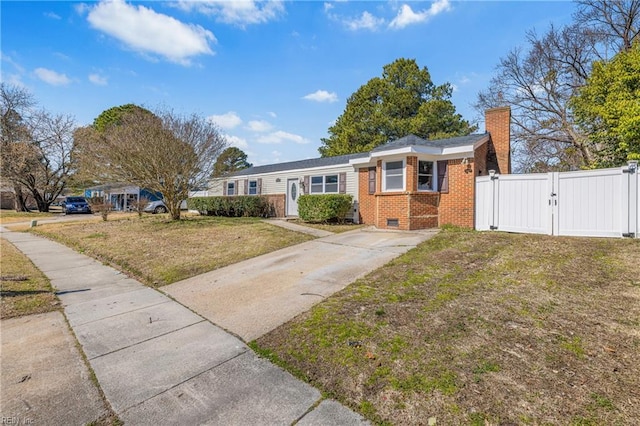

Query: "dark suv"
left=63, top=196, right=92, bottom=214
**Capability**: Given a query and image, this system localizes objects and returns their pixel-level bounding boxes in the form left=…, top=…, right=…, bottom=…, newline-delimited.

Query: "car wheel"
left=154, top=205, right=167, bottom=214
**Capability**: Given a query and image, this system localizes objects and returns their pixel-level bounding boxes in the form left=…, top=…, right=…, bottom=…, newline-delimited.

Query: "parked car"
left=143, top=200, right=168, bottom=214
left=63, top=196, right=92, bottom=214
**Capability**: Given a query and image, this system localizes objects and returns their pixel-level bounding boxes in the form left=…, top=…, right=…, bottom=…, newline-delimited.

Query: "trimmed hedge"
left=298, top=194, right=353, bottom=223
left=187, top=196, right=272, bottom=217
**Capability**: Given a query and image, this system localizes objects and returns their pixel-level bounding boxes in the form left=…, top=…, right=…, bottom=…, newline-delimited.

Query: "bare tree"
left=75, top=107, right=226, bottom=220
left=477, top=1, right=639, bottom=171
left=1, top=84, right=35, bottom=211
left=1, top=83, right=76, bottom=211
left=576, top=0, right=640, bottom=52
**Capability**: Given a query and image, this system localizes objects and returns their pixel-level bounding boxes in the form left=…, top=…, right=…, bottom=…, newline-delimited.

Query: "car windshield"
left=67, top=197, right=86, bottom=203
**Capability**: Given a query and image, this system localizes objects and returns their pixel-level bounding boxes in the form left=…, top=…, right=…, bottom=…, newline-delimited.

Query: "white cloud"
left=389, top=0, right=451, bottom=30
left=87, top=0, right=216, bottom=65
left=208, top=111, right=242, bottom=129
left=88, top=73, right=108, bottom=85
left=303, top=90, right=338, bottom=103
left=34, top=68, right=71, bottom=86
left=256, top=130, right=310, bottom=145
left=45, top=11, right=61, bottom=20
left=267, top=111, right=277, bottom=118
left=345, top=11, right=384, bottom=31
left=176, top=0, right=284, bottom=27
left=225, top=134, right=248, bottom=149
left=247, top=120, right=273, bottom=132
left=323, top=2, right=334, bottom=13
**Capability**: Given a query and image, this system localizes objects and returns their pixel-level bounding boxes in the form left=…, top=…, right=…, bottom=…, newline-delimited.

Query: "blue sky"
left=1, top=0, right=576, bottom=166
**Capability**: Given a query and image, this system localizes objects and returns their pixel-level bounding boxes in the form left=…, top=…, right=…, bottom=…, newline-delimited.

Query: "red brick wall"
left=485, top=106, right=511, bottom=174
left=439, top=159, right=475, bottom=228
left=474, top=141, right=489, bottom=177
left=358, top=167, right=376, bottom=225
left=375, top=192, right=409, bottom=229
left=408, top=193, right=439, bottom=230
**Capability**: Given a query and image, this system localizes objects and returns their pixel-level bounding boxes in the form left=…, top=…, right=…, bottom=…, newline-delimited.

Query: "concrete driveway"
left=164, top=227, right=437, bottom=341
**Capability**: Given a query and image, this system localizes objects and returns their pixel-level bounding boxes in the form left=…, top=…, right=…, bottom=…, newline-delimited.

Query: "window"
left=368, top=167, right=376, bottom=194
left=384, top=160, right=404, bottom=191
left=227, top=182, right=235, bottom=196
left=310, top=175, right=339, bottom=194
left=418, top=161, right=434, bottom=191
left=248, top=180, right=257, bottom=195
left=325, top=175, right=338, bottom=193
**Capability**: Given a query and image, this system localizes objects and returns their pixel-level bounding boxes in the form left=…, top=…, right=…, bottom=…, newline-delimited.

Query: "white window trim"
left=227, top=182, right=235, bottom=196
left=310, top=174, right=339, bottom=194
left=382, top=159, right=405, bottom=192
left=417, top=160, right=437, bottom=192
left=248, top=180, right=258, bottom=195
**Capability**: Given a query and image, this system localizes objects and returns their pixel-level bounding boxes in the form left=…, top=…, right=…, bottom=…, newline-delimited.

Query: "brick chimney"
left=485, top=107, right=511, bottom=174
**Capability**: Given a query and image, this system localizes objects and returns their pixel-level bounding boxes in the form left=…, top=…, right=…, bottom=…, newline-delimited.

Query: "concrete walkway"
left=1, top=311, right=109, bottom=425
left=0, top=228, right=368, bottom=425
left=164, top=227, right=437, bottom=341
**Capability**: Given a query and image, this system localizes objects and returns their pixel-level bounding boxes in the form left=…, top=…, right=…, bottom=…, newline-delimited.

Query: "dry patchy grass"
left=1, top=239, right=60, bottom=318
left=0, top=209, right=59, bottom=224
left=255, top=230, right=640, bottom=425
left=31, top=215, right=313, bottom=287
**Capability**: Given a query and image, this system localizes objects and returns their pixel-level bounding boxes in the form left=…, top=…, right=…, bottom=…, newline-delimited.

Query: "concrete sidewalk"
left=1, top=228, right=367, bottom=425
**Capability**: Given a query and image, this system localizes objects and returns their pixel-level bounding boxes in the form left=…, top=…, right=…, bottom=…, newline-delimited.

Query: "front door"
left=286, top=178, right=299, bottom=216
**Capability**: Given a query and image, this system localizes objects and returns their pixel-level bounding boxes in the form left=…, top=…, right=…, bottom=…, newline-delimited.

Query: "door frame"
left=286, top=178, right=299, bottom=216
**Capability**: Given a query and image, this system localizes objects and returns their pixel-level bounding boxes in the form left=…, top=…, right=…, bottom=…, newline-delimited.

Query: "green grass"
left=254, top=230, right=640, bottom=425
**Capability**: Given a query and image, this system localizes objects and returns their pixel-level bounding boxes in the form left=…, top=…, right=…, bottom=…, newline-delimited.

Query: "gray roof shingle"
left=371, top=133, right=488, bottom=151
left=228, top=152, right=369, bottom=177
left=229, top=133, right=488, bottom=177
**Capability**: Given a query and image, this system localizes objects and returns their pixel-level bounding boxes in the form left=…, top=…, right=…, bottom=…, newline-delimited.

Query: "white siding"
left=209, top=164, right=359, bottom=200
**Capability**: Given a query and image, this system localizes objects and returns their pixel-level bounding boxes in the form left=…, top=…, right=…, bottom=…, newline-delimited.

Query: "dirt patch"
left=256, top=231, right=640, bottom=425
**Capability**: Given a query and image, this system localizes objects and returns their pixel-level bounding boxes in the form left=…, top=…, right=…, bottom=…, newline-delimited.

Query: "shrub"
left=187, top=196, right=272, bottom=217
left=298, top=194, right=353, bottom=223
left=87, top=196, right=112, bottom=222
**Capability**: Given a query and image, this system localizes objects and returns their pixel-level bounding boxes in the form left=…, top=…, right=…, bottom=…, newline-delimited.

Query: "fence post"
left=489, top=170, right=498, bottom=230
left=550, top=172, right=559, bottom=236
left=625, top=161, right=638, bottom=238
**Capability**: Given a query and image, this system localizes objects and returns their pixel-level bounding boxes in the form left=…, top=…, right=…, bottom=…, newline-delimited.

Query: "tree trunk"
left=31, top=190, right=50, bottom=212
left=13, top=185, right=29, bottom=212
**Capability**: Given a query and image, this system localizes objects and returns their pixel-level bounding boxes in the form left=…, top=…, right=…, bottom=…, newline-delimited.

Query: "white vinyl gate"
left=475, top=162, right=639, bottom=238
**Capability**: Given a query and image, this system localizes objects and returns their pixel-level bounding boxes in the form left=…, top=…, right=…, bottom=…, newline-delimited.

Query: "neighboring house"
left=209, top=107, right=511, bottom=230
left=85, top=184, right=162, bottom=211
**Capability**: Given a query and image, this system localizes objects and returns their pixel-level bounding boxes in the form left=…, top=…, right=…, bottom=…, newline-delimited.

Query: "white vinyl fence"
left=475, top=162, right=639, bottom=238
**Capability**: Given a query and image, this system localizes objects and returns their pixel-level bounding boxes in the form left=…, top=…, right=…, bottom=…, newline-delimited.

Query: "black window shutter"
left=223, top=180, right=227, bottom=196
left=437, top=161, right=449, bottom=193
left=339, top=172, right=347, bottom=194
left=368, top=167, right=376, bottom=194
left=257, top=178, right=262, bottom=195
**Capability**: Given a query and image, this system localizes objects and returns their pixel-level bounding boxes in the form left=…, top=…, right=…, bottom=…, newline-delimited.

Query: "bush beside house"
left=187, top=196, right=273, bottom=217
left=298, top=194, right=353, bottom=223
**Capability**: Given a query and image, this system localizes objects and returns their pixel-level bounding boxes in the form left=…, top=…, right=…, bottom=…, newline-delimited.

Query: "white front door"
left=286, top=178, right=299, bottom=216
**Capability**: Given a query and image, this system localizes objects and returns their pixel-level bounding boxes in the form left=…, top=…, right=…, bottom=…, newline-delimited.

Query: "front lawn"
left=0, top=209, right=58, bottom=224
left=31, top=215, right=313, bottom=287
left=254, top=230, right=640, bottom=425
left=1, top=239, right=60, bottom=318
